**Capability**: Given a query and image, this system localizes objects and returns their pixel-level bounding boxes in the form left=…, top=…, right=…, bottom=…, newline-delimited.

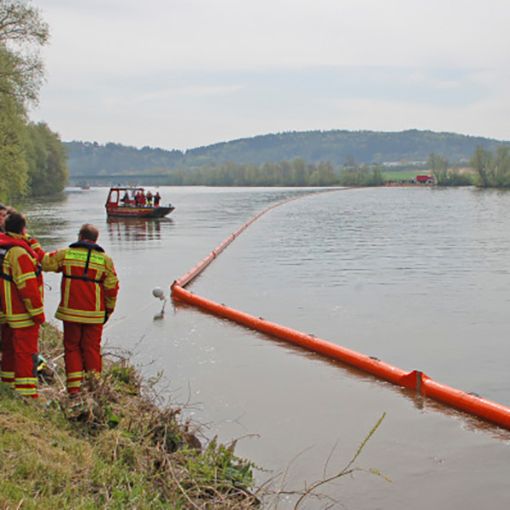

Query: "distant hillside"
left=65, top=129, right=508, bottom=178
left=65, top=141, right=183, bottom=177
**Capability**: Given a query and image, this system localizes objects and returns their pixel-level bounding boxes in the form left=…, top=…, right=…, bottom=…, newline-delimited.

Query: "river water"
left=25, top=186, right=510, bottom=509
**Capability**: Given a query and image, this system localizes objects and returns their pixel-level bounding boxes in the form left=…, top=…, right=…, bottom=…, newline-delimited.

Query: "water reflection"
left=23, top=195, right=71, bottom=247
left=106, top=217, right=172, bottom=244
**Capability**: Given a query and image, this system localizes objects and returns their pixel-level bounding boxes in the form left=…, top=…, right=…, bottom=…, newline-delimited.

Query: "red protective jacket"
left=24, top=234, right=45, bottom=262
left=42, top=241, right=119, bottom=324
left=0, top=233, right=45, bottom=328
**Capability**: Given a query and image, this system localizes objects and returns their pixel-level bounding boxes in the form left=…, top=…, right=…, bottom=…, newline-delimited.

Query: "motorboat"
left=105, top=187, right=175, bottom=218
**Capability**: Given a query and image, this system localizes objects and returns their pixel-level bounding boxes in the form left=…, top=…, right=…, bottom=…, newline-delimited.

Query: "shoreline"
left=0, top=323, right=259, bottom=509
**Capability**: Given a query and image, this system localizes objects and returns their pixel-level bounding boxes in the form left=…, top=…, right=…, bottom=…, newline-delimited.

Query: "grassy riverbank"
left=0, top=324, right=258, bottom=509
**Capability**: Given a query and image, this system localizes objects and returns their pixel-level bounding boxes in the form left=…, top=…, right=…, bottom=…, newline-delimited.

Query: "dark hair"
left=0, top=204, right=6, bottom=211
left=5, top=211, right=26, bottom=234
left=79, top=223, right=99, bottom=242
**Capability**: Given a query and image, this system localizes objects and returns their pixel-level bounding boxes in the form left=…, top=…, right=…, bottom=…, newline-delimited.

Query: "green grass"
left=381, top=170, right=426, bottom=181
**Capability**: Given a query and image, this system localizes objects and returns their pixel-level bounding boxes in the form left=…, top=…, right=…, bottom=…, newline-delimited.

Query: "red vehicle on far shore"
left=105, top=187, right=175, bottom=218
left=415, top=175, right=434, bottom=184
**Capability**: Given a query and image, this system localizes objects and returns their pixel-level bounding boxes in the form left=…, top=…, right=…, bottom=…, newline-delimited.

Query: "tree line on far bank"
left=191, top=147, right=509, bottom=188
left=154, top=160, right=342, bottom=186
left=428, top=147, right=510, bottom=188
left=91, top=159, right=386, bottom=187
left=85, top=147, right=510, bottom=189
left=0, top=1, right=68, bottom=203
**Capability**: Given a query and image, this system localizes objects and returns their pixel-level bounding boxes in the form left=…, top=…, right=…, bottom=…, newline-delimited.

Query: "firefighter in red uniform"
left=0, top=212, right=45, bottom=397
left=0, top=206, right=44, bottom=367
left=0, top=204, right=7, bottom=352
left=42, top=224, right=119, bottom=394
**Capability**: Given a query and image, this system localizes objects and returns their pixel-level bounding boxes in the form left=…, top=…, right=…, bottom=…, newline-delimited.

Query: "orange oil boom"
left=171, top=191, right=510, bottom=430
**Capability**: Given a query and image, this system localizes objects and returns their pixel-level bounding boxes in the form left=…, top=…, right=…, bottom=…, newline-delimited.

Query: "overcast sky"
left=31, top=0, right=510, bottom=150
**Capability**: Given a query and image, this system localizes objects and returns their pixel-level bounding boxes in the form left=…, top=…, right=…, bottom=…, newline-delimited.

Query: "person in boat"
left=121, top=191, right=130, bottom=205
left=41, top=224, right=119, bottom=394
left=146, top=190, right=153, bottom=206
left=0, top=212, right=45, bottom=398
left=134, top=190, right=146, bottom=207
left=154, top=191, right=161, bottom=207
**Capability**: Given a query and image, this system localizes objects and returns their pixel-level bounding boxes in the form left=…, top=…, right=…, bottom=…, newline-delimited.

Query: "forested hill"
left=65, top=129, right=507, bottom=176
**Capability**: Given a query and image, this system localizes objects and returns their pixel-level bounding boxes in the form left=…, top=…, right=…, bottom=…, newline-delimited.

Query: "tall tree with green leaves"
left=0, top=77, right=27, bottom=200
left=491, top=146, right=510, bottom=187
left=0, top=0, right=49, bottom=105
left=24, top=122, right=68, bottom=196
left=0, top=0, right=49, bottom=202
left=428, top=153, right=448, bottom=185
left=469, top=146, right=510, bottom=188
left=471, top=147, right=492, bottom=188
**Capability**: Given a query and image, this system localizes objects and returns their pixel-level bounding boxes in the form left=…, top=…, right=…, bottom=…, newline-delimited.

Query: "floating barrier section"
left=171, top=191, right=510, bottom=431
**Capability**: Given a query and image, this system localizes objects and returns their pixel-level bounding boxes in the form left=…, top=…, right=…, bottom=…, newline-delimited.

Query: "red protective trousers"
left=63, top=321, right=103, bottom=394
left=0, top=324, right=14, bottom=387
left=1, top=324, right=39, bottom=398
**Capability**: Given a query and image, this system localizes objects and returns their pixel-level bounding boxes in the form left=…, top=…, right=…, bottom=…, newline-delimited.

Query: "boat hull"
left=106, top=206, right=174, bottom=218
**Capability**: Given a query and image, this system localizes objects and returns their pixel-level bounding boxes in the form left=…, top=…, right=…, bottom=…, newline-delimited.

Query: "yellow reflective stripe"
left=16, top=377, right=38, bottom=385
left=60, top=308, right=103, bottom=317
left=5, top=281, right=12, bottom=315
left=57, top=307, right=105, bottom=318
left=4, top=309, right=36, bottom=327
left=2, top=381, right=15, bottom=388
left=67, top=380, right=82, bottom=389
left=88, top=263, right=105, bottom=272
left=1, top=372, right=15, bottom=387
left=16, top=387, right=37, bottom=396
left=65, top=261, right=105, bottom=271
left=65, top=249, right=105, bottom=266
left=18, top=301, right=44, bottom=318
left=67, top=371, right=84, bottom=379
left=63, top=261, right=105, bottom=272
left=63, top=275, right=71, bottom=308
left=95, top=281, right=101, bottom=310
left=56, top=313, right=104, bottom=324
left=16, top=272, right=37, bottom=285
left=7, top=319, right=35, bottom=328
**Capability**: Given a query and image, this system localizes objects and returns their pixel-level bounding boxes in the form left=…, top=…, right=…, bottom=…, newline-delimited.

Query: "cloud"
left=32, top=0, right=510, bottom=147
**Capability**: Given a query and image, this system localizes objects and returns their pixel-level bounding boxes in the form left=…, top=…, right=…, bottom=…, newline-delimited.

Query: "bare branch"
left=293, top=412, right=387, bottom=510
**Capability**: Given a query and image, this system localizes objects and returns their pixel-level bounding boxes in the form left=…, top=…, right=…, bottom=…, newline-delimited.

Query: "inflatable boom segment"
left=171, top=191, right=510, bottom=431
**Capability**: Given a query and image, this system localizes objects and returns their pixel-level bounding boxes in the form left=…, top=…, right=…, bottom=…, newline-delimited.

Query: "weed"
left=0, top=323, right=258, bottom=509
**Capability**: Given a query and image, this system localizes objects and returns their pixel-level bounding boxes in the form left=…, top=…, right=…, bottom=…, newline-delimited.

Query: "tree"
left=0, top=87, right=28, bottom=200
left=491, top=146, right=510, bottom=187
left=428, top=153, right=448, bottom=185
left=24, top=122, right=68, bottom=196
left=470, top=147, right=492, bottom=188
left=0, top=1, right=51, bottom=201
left=0, top=0, right=49, bottom=106
left=469, top=146, right=510, bottom=188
